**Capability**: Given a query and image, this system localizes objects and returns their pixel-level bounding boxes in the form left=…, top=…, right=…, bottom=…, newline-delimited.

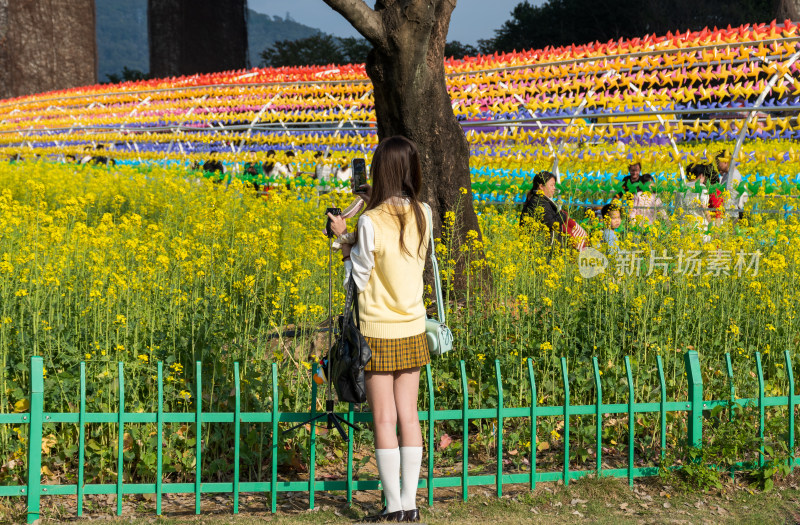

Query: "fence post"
left=77, top=362, right=86, bottom=517
left=195, top=361, right=202, bottom=514
left=656, top=356, right=666, bottom=461
left=725, top=352, right=735, bottom=480
left=527, top=358, right=537, bottom=491
left=592, top=357, right=602, bottom=477
left=755, top=352, right=765, bottom=467
left=425, top=364, right=435, bottom=507
left=624, top=356, right=635, bottom=487
left=233, top=362, right=241, bottom=513
left=156, top=362, right=164, bottom=515
left=725, top=353, right=735, bottom=422
left=459, top=360, right=469, bottom=502
left=684, top=350, right=703, bottom=449
left=26, top=356, right=44, bottom=525
left=347, top=401, right=354, bottom=506
left=116, top=362, right=125, bottom=516
left=560, top=357, right=570, bottom=485
left=271, top=363, right=279, bottom=513
left=784, top=351, right=795, bottom=471
left=494, top=360, right=504, bottom=497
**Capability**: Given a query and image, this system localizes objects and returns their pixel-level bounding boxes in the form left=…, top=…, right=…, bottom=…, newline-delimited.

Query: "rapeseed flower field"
left=1, top=157, right=798, bottom=484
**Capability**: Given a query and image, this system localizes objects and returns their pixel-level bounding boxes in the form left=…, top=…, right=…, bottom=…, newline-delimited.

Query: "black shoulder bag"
left=328, top=276, right=372, bottom=404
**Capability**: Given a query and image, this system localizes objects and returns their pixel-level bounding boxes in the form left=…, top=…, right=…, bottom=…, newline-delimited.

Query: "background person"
left=616, top=159, right=643, bottom=197
left=629, top=173, right=666, bottom=225
left=314, top=151, right=334, bottom=194
left=520, top=170, right=587, bottom=251
left=263, top=149, right=295, bottom=178
left=335, top=157, right=353, bottom=186
left=327, top=136, right=430, bottom=523
left=682, top=163, right=712, bottom=227
left=202, top=158, right=227, bottom=185
left=716, top=149, right=747, bottom=218
left=520, top=170, right=566, bottom=235
left=601, top=202, right=623, bottom=251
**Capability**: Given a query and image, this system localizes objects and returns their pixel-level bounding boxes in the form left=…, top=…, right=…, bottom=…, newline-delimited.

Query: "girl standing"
left=327, top=136, right=430, bottom=523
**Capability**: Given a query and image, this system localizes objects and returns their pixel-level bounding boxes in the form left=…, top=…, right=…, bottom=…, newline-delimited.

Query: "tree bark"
left=148, top=0, right=248, bottom=78
left=323, top=0, right=483, bottom=284
left=777, top=0, right=800, bottom=20
left=0, top=0, right=97, bottom=99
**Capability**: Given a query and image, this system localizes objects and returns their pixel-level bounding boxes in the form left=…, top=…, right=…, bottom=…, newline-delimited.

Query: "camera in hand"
left=351, top=158, right=367, bottom=194
left=325, top=207, right=341, bottom=238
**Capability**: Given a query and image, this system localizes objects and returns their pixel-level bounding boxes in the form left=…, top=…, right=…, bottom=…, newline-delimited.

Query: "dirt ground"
left=5, top=472, right=800, bottom=524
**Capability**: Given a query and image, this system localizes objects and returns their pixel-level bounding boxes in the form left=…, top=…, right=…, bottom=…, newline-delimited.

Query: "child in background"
left=601, top=202, right=623, bottom=251
left=629, top=174, right=666, bottom=225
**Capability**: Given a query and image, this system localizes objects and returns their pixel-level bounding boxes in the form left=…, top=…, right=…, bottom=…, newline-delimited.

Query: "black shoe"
left=403, top=508, right=420, bottom=522
left=361, top=507, right=405, bottom=523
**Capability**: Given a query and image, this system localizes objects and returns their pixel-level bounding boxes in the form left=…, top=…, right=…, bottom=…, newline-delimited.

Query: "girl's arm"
left=343, top=215, right=375, bottom=292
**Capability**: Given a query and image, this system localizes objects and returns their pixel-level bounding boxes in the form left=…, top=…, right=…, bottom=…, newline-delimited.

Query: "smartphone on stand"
left=351, top=158, right=367, bottom=194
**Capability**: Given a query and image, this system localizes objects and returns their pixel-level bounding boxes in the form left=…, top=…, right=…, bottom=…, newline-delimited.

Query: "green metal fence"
left=2, top=350, right=798, bottom=523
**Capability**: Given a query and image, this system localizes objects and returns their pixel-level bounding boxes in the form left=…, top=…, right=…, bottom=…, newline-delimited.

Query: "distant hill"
left=95, top=1, right=322, bottom=82
left=96, top=0, right=148, bottom=82
left=246, top=10, right=323, bottom=67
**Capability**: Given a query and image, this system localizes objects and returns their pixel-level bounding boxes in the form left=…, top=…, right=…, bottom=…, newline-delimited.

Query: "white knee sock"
left=375, top=448, right=402, bottom=513
left=400, top=446, right=423, bottom=511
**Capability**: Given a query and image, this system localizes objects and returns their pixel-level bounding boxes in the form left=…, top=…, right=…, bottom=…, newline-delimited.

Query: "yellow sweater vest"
left=358, top=202, right=430, bottom=339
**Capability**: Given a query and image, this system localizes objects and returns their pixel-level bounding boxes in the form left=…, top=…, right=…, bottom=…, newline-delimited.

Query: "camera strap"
left=341, top=196, right=366, bottom=220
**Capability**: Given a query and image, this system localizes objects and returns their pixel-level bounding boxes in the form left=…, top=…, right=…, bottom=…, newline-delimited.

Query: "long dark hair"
left=526, top=171, right=556, bottom=199
left=262, top=149, right=276, bottom=174
left=365, top=136, right=426, bottom=257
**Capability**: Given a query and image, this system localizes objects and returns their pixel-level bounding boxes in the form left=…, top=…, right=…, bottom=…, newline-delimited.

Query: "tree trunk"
left=324, top=0, right=483, bottom=286
left=0, top=0, right=97, bottom=100
left=148, top=0, right=248, bottom=78
left=778, top=0, right=800, bottom=20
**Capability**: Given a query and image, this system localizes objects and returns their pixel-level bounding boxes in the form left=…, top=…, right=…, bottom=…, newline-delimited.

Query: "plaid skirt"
left=364, top=332, right=430, bottom=372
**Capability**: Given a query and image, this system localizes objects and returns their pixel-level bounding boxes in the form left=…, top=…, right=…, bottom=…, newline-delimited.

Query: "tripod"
left=285, top=230, right=359, bottom=442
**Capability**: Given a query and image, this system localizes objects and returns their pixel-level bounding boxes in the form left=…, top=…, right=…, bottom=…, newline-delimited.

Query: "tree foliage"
left=444, top=40, right=478, bottom=59
left=246, top=10, right=326, bottom=66
left=259, top=33, right=371, bottom=67
left=480, top=0, right=777, bottom=54
left=104, top=67, right=150, bottom=84
left=260, top=33, right=480, bottom=67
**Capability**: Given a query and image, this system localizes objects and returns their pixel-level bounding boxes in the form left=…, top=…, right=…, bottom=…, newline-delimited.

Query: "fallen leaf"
left=123, top=432, right=134, bottom=452
left=41, top=434, right=57, bottom=455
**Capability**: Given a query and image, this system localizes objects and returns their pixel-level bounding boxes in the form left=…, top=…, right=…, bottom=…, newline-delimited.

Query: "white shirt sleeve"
left=343, top=215, right=375, bottom=292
